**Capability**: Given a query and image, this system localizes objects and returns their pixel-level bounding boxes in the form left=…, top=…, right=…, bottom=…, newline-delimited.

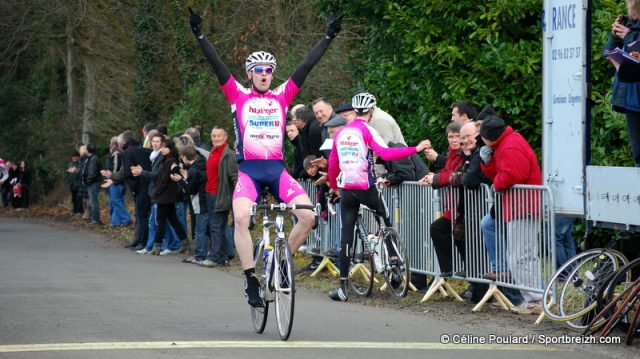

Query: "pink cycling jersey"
left=220, top=75, right=299, bottom=162
left=328, top=119, right=417, bottom=190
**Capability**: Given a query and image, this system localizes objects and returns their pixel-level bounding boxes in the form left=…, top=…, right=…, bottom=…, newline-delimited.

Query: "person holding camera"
left=604, top=0, right=640, bottom=167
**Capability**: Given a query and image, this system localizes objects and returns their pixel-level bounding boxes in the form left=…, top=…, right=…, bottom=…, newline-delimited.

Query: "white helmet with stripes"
left=351, top=92, right=377, bottom=113
left=245, top=51, right=277, bottom=72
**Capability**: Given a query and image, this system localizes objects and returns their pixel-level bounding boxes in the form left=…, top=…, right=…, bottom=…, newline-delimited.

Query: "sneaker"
left=136, top=248, right=152, bottom=255
left=328, top=286, right=348, bottom=302
left=245, top=274, right=263, bottom=307
left=510, top=301, right=542, bottom=315
left=158, top=249, right=172, bottom=256
left=199, top=259, right=218, bottom=268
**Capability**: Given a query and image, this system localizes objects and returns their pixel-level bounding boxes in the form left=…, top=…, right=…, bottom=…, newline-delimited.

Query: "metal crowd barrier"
left=298, top=179, right=556, bottom=310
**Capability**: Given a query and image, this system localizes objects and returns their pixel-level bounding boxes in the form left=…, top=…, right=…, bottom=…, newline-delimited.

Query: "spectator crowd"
left=0, top=95, right=584, bottom=316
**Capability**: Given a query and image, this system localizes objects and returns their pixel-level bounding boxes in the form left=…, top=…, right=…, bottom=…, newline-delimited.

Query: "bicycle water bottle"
left=367, top=234, right=383, bottom=273
left=263, top=244, right=273, bottom=270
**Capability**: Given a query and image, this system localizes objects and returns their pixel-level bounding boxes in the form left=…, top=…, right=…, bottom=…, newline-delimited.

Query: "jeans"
left=194, top=212, right=209, bottom=261
left=146, top=203, right=180, bottom=251
left=86, top=182, right=100, bottom=223
left=555, top=216, right=577, bottom=267
left=163, top=201, right=187, bottom=251
left=226, top=222, right=235, bottom=258
left=481, top=213, right=506, bottom=272
left=108, top=183, right=131, bottom=226
left=625, top=110, right=640, bottom=167
left=481, top=213, right=524, bottom=305
left=207, top=194, right=230, bottom=263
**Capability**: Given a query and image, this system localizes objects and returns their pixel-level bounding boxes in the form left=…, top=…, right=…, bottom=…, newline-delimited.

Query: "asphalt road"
left=0, top=217, right=631, bottom=358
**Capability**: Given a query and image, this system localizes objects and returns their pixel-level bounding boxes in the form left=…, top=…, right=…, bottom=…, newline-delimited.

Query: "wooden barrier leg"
left=421, top=277, right=446, bottom=302
left=310, top=257, right=339, bottom=277
left=535, top=298, right=552, bottom=325
left=442, top=281, right=464, bottom=302
left=472, top=283, right=513, bottom=312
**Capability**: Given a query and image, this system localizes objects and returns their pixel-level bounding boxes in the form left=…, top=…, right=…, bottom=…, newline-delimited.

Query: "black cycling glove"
left=325, top=14, right=343, bottom=39
left=188, top=7, right=203, bottom=37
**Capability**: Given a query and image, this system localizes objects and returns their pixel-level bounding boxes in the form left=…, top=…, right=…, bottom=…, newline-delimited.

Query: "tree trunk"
left=82, top=61, right=97, bottom=145
left=66, top=21, right=82, bottom=143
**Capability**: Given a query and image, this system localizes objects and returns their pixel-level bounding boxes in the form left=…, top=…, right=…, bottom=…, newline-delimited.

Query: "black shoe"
left=440, top=271, right=453, bottom=278
left=322, top=248, right=340, bottom=258
left=328, top=287, right=348, bottom=302
left=245, top=274, right=263, bottom=307
left=303, top=257, right=322, bottom=272
left=459, top=289, right=472, bottom=300
left=454, top=271, right=466, bottom=278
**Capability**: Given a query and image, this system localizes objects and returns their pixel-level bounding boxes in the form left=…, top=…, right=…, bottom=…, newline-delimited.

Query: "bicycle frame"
left=251, top=201, right=289, bottom=302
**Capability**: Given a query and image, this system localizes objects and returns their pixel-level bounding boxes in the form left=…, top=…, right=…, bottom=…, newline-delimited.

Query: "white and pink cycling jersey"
left=220, top=75, right=299, bottom=162
left=328, top=119, right=417, bottom=190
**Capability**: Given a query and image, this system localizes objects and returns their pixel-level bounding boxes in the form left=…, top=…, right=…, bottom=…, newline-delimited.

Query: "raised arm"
left=291, top=15, right=342, bottom=87
left=189, top=8, right=232, bottom=85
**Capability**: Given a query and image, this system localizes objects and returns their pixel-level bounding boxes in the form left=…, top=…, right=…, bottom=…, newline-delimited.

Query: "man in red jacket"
left=479, top=115, right=543, bottom=315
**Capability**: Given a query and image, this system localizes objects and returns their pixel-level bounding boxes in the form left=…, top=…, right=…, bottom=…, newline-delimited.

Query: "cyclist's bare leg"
left=287, top=194, right=315, bottom=252
left=233, top=197, right=257, bottom=270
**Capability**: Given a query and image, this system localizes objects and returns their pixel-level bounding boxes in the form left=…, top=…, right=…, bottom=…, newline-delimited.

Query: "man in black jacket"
left=81, top=144, right=102, bottom=225
left=294, top=106, right=324, bottom=159
left=121, top=136, right=152, bottom=249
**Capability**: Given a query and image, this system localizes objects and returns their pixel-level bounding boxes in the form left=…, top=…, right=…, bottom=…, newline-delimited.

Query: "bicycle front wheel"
left=349, top=224, right=374, bottom=297
left=251, top=240, right=268, bottom=334
left=381, top=227, right=410, bottom=299
left=274, top=240, right=295, bottom=340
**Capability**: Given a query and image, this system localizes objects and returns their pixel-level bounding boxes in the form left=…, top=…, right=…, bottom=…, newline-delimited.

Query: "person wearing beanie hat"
left=479, top=115, right=506, bottom=142
left=478, top=118, right=543, bottom=315
left=476, top=105, right=497, bottom=122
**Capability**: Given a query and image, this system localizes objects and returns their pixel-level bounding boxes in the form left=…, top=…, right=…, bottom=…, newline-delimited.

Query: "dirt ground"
left=2, top=205, right=638, bottom=358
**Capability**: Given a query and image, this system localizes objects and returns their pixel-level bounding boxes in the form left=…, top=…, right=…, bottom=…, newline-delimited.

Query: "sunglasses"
left=252, top=66, right=273, bottom=74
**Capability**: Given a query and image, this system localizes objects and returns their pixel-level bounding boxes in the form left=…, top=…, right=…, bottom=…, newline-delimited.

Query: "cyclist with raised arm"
left=189, top=8, right=342, bottom=307
left=326, top=92, right=431, bottom=301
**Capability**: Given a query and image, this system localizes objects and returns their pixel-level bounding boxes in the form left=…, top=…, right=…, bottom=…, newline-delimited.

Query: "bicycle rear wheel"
left=274, top=240, right=295, bottom=340
left=349, top=224, right=374, bottom=297
left=251, top=240, right=268, bottom=334
left=381, top=227, right=410, bottom=299
left=542, top=249, right=617, bottom=324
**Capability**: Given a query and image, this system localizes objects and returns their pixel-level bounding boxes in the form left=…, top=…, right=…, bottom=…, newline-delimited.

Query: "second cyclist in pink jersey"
left=189, top=8, right=342, bottom=307
left=327, top=92, right=431, bottom=302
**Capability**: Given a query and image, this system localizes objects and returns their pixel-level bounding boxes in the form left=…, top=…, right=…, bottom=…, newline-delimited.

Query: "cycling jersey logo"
left=248, top=106, right=278, bottom=116
left=248, top=119, right=280, bottom=127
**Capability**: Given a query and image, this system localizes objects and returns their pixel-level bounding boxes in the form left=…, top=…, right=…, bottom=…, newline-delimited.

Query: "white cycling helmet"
left=245, top=51, right=277, bottom=72
left=351, top=92, right=377, bottom=113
